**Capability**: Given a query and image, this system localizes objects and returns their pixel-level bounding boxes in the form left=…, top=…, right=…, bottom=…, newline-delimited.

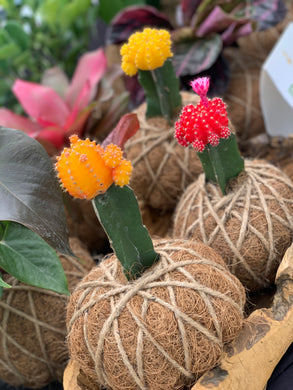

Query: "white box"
left=260, top=22, right=293, bottom=138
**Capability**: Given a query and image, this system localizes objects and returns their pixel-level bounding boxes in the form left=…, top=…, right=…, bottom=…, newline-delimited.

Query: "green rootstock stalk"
left=92, top=184, right=159, bottom=280
left=198, top=134, right=244, bottom=195
left=138, top=60, right=182, bottom=123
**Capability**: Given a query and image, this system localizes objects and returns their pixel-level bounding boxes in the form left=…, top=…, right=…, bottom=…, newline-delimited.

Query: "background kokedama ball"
left=65, top=196, right=109, bottom=253
left=67, top=238, right=246, bottom=390
left=139, top=200, right=173, bottom=238
left=124, top=91, right=203, bottom=212
left=223, top=47, right=264, bottom=144
left=173, top=160, right=293, bottom=292
left=0, top=237, right=95, bottom=389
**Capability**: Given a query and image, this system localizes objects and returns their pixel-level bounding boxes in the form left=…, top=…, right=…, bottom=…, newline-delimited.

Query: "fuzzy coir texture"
left=124, top=92, right=203, bottom=212
left=173, top=159, right=293, bottom=292
left=0, top=237, right=95, bottom=389
left=66, top=238, right=245, bottom=390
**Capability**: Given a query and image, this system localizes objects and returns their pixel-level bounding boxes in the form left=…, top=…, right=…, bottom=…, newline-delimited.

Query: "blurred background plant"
left=0, top=0, right=288, bottom=153
left=0, top=0, right=161, bottom=114
left=0, top=0, right=97, bottom=111
left=106, top=0, right=287, bottom=106
left=0, top=0, right=162, bottom=153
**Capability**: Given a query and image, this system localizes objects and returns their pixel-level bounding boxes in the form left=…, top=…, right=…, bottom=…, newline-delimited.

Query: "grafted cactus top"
left=120, top=28, right=173, bottom=76
left=175, top=77, right=231, bottom=152
left=55, top=135, right=132, bottom=199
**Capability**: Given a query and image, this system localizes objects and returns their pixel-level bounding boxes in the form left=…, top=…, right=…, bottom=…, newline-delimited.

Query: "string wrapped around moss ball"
left=0, top=237, right=95, bottom=388
left=173, top=160, right=293, bottom=292
left=66, top=238, right=246, bottom=390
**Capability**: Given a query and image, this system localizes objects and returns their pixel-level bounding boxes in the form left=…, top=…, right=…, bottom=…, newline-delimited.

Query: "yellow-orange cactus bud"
left=55, top=135, right=132, bottom=199
left=113, top=159, right=132, bottom=187
left=103, top=143, right=123, bottom=168
left=120, top=28, right=173, bottom=76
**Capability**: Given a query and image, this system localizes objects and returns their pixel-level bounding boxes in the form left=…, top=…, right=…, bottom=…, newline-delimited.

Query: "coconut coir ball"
left=124, top=92, right=203, bottom=212
left=67, top=238, right=246, bottom=390
left=0, top=237, right=95, bottom=389
left=173, top=160, right=293, bottom=292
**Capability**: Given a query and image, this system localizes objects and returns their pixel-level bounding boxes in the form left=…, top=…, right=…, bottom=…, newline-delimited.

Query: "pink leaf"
left=12, top=79, right=70, bottom=127
left=65, top=103, right=95, bottom=139
left=102, top=113, right=140, bottom=149
left=36, top=126, right=66, bottom=149
left=41, top=66, right=70, bottom=99
left=0, top=108, right=41, bottom=137
left=64, top=80, right=91, bottom=130
left=66, top=48, right=107, bottom=112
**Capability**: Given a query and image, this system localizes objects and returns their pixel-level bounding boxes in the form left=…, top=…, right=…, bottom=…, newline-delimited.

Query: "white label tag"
left=260, top=22, right=293, bottom=137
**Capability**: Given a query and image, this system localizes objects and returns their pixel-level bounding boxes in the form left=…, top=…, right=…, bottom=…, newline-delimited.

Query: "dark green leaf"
left=92, top=185, right=159, bottom=280
left=37, top=0, right=63, bottom=28
left=0, top=30, right=10, bottom=45
left=199, top=134, right=244, bottom=195
left=0, top=127, right=71, bottom=255
left=172, top=35, right=222, bottom=76
left=138, top=60, right=182, bottom=122
left=61, top=0, right=91, bottom=28
left=98, top=0, right=145, bottom=24
left=146, top=0, right=160, bottom=7
left=4, top=21, right=30, bottom=50
left=0, top=221, right=69, bottom=295
left=12, top=50, right=31, bottom=67
left=0, top=42, right=20, bottom=60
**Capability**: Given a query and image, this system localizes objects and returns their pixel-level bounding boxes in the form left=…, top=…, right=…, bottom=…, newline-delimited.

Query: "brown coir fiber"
left=0, top=237, right=95, bottom=389
left=139, top=200, right=173, bottom=238
left=124, top=91, right=203, bottom=212
left=223, top=47, right=264, bottom=143
left=173, top=160, right=293, bottom=292
left=65, top=195, right=108, bottom=253
left=67, top=238, right=246, bottom=390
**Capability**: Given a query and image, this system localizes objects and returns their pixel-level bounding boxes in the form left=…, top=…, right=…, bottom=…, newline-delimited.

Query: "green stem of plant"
left=197, top=134, right=244, bottom=195
left=92, top=184, right=159, bottom=280
left=138, top=59, right=182, bottom=123
left=151, top=68, right=173, bottom=122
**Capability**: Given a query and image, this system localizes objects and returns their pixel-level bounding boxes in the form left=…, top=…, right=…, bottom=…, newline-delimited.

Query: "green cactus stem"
left=198, top=134, right=244, bottom=195
left=138, top=60, right=182, bottom=123
left=92, top=184, right=159, bottom=280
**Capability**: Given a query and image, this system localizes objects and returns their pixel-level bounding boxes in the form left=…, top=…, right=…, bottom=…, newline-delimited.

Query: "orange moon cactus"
left=55, top=135, right=132, bottom=199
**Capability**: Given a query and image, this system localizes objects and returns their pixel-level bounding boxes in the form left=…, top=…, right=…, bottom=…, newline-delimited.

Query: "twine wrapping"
left=173, top=160, right=293, bottom=292
left=0, top=237, right=95, bottom=388
left=67, top=239, right=245, bottom=390
left=124, top=92, right=203, bottom=212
